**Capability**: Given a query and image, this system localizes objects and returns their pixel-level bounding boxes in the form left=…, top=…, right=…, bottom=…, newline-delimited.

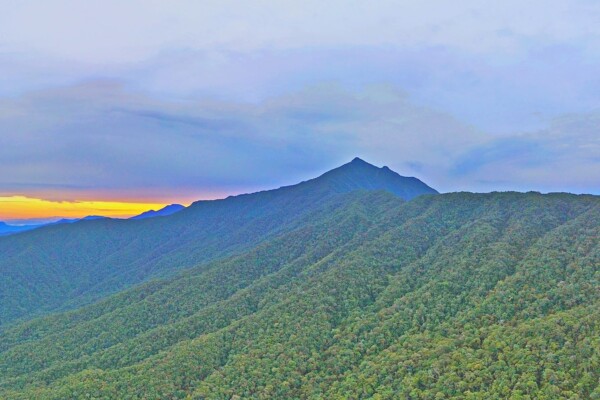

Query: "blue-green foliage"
left=0, top=159, right=432, bottom=326
left=0, top=190, right=598, bottom=399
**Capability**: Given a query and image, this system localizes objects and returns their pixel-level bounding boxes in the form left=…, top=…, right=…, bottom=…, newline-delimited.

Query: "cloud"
left=1, top=1, right=600, bottom=134
left=0, top=0, right=598, bottom=210
left=2, top=1, right=599, bottom=62
left=3, top=44, right=599, bottom=135
left=1, top=79, right=597, bottom=200
left=451, top=113, right=600, bottom=193
left=0, top=81, right=480, bottom=199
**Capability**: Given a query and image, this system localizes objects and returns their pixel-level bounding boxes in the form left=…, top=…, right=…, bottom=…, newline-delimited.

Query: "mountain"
left=0, top=190, right=597, bottom=399
left=304, top=157, right=438, bottom=199
left=80, top=215, right=110, bottom=221
left=130, top=204, right=185, bottom=220
left=0, top=216, right=111, bottom=237
left=0, top=158, right=436, bottom=326
left=0, top=222, right=39, bottom=236
left=1, top=159, right=597, bottom=399
left=48, top=218, right=79, bottom=225
left=51, top=216, right=110, bottom=225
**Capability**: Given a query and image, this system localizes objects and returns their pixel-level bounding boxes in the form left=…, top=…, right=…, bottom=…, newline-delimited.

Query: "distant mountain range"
left=0, top=217, right=109, bottom=237
left=0, top=205, right=185, bottom=237
left=0, top=158, right=597, bottom=399
left=0, top=222, right=38, bottom=236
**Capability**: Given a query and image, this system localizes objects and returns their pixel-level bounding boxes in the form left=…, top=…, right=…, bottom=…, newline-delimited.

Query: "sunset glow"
left=0, top=196, right=171, bottom=221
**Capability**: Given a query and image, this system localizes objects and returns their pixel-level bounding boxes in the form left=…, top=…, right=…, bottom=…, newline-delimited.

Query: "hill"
left=130, top=204, right=185, bottom=220
left=0, top=158, right=435, bottom=326
left=0, top=222, right=39, bottom=237
left=0, top=216, right=110, bottom=237
left=0, top=190, right=597, bottom=399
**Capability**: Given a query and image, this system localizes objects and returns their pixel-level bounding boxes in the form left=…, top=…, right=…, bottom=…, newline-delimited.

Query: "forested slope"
left=0, top=191, right=597, bottom=399
left=0, top=158, right=432, bottom=326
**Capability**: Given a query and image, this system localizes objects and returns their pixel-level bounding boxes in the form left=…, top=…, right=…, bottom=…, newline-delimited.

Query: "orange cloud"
left=0, top=196, right=171, bottom=220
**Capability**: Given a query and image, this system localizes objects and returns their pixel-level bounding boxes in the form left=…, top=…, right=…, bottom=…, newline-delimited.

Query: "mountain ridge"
left=130, top=204, right=185, bottom=220
left=0, top=158, right=437, bottom=326
left=195, top=157, right=437, bottom=207
left=0, top=222, right=39, bottom=236
left=0, top=190, right=597, bottom=399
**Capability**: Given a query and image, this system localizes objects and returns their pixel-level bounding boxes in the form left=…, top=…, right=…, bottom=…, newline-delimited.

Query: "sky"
left=1, top=0, right=599, bottom=221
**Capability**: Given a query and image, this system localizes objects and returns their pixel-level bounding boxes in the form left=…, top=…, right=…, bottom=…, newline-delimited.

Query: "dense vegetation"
left=0, top=186, right=597, bottom=399
left=0, top=158, right=435, bottom=326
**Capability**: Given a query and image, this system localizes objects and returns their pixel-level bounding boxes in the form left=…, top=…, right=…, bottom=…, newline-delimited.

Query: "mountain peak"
left=310, top=158, right=438, bottom=200
left=189, top=158, right=438, bottom=210
left=350, top=156, right=368, bottom=164
left=345, top=157, right=375, bottom=169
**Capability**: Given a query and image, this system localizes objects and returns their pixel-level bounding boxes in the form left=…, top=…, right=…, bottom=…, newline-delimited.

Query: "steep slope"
left=0, top=191, right=597, bottom=399
left=130, top=204, right=185, bottom=220
left=0, top=158, right=435, bottom=326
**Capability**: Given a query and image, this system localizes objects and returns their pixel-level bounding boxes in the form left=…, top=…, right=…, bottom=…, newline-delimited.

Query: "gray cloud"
left=1, top=1, right=599, bottom=198
left=2, top=1, right=599, bottom=62
left=451, top=113, right=600, bottom=193
left=3, top=45, right=600, bottom=134
left=1, top=1, right=600, bottom=133
left=0, top=81, right=470, bottom=199
left=0, top=81, right=597, bottom=201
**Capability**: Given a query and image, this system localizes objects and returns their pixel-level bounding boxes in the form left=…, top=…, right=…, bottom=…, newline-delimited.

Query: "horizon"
left=1, top=157, right=596, bottom=222
left=1, top=1, right=599, bottom=220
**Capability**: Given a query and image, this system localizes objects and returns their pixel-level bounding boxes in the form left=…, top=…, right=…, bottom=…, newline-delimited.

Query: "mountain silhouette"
left=0, top=221, right=40, bottom=236
left=131, top=204, right=185, bottom=220
left=0, top=158, right=436, bottom=324
left=301, top=157, right=437, bottom=199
